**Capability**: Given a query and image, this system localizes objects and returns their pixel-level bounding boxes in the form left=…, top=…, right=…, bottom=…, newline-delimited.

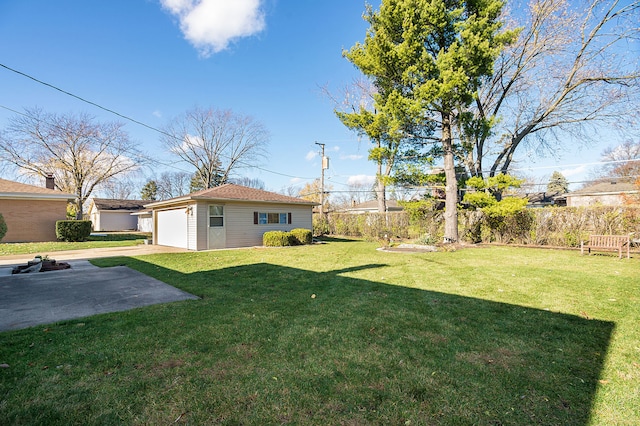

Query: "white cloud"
left=305, top=150, right=317, bottom=161
left=152, top=110, right=162, bottom=118
left=560, top=165, right=587, bottom=177
left=347, top=174, right=376, bottom=186
left=161, top=0, right=266, bottom=56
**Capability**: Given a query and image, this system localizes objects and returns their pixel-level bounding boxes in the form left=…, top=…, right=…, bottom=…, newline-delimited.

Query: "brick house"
left=0, top=178, right=75, bottom=242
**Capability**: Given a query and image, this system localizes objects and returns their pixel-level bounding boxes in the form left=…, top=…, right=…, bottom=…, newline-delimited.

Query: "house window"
left=254, top=212, right=291, bottom=225
left=209, top=205, right=224, bottom=227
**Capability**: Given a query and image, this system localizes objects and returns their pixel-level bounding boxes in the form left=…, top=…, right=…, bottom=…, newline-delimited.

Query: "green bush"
left=290, top=228, right=312, bottom=245
left=0, top=213, right=7, bottom=242
left=263, top=231, right=294, bottom=247
left=56, top=220, right=92, bottom=242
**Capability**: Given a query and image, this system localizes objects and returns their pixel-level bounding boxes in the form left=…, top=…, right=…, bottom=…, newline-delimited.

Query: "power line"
left=0, top=63, right=316, bottom=182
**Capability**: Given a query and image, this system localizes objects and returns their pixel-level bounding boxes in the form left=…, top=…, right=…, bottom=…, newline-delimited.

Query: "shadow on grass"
left=107, top=257, right=613, bottom=425
left=315, top=236, right=362, bottom=243
left=2, top=256, right=614, bottom=425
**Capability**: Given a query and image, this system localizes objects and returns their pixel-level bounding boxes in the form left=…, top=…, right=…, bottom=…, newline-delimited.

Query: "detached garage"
left=88, top=199, right=147, bottom=232
left=145, top=184, right=316, bottom=251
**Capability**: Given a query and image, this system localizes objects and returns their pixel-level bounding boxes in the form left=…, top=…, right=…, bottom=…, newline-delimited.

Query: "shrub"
left=263, top=231, right=294, bottom=247
left=290, top=228, right=313, bottom=245
left=56, top=220, right=92, bottom=242
left=0, top=213, right=7, bottom=242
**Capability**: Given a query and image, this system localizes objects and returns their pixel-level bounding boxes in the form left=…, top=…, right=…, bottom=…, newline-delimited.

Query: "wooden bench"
left=580, top=235, right=630, bottom=259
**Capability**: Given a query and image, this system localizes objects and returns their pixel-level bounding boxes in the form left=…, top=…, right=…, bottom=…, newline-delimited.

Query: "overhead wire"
left=1, top=63, right=637, bottom=190
left=0, top=63, right=317, bottom=182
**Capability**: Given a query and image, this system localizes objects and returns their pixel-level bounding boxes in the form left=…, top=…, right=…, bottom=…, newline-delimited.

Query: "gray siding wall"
left=195, top=203, right=209, bottom=250
left=224, top=202, right=313, bottom=248
left=185, top=203, right=202, bottom=250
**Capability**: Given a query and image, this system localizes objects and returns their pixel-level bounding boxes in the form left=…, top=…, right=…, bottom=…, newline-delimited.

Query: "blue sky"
left=0, top=0, right=628, bottom=196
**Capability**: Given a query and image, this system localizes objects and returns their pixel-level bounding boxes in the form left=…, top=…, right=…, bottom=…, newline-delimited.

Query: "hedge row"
left=56, top=220, right=92, bottom=242
left=316, top=206, right=640, bottom=247
left=263, top=228, right=313, bottom=247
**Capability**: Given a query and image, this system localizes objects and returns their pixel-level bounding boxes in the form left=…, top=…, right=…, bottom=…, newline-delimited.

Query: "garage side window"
left=209, top=205, right=224, bottom=227
left=253, top=212, right=292, bottom=225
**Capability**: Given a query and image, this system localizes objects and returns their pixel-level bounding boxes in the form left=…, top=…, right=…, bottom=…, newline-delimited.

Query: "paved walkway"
left=0, top=244, right=190, bottom=268
left=0, top=245, right=197, bottom=332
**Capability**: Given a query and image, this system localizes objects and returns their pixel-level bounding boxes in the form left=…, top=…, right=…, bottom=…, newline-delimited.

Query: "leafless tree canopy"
left=0, top=107, right=144, bottom=218
left=161, top=107, right=269, bottom=189
left=155, top=171, right=192, bottom=200
left=463, top=0, right=640, bottom=178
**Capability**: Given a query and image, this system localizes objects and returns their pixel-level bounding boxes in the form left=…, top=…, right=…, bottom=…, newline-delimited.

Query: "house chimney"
left=45, top=173, right=55, bottom=190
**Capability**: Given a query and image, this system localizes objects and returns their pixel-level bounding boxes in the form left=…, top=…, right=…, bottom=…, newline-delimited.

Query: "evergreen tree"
left=140, top=180, right=158, bottom=201
left=547, top=171, right=569, bottom=194
left=341, top=0, right=514, bottom=242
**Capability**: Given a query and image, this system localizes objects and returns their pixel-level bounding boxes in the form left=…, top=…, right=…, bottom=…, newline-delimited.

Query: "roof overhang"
left=145, top=196, right=317, bottom=209
left=0, top=192, right=75, bottom=201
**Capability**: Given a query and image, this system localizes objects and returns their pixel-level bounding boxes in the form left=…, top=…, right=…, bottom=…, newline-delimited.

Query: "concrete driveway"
left=0, top=245, right=198, bottom=332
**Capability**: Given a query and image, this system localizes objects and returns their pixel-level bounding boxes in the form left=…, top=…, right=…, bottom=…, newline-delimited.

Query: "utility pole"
left=315, top=142, right=328, bottom=216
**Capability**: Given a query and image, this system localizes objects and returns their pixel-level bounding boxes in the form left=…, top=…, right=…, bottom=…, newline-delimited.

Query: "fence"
left=315, top=206, right=640, bottom=247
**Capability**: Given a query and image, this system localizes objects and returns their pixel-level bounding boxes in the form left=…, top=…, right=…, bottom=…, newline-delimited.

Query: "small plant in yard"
left=415, top=233, right=437, bottom=245
left=263, top=230, right=293, bottom=246
left=289, top=228, right=312, bottom=245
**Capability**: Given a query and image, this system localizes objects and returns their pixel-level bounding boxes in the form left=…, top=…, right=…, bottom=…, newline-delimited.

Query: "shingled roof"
left=0, top=178, right=75, bottom=200
left=145, top=184, right=317, bottom=208
left=91, top=198, right=147, bottom=211
left=568, top=180, right=637, bottom=195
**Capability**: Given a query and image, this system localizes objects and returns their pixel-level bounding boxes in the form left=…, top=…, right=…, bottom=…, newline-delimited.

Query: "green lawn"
left=0, top=239, right=638, bottom=425
left=0, top=233, right=149, bottom=256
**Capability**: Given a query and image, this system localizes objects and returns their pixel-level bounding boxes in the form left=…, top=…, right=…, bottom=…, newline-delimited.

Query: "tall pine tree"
left=342, top=0, right=514, bottom=242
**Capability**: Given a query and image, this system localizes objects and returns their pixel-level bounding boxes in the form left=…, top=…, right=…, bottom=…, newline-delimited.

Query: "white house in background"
left=88, top=198, right=147, bottom=231
left=565, top=180, right=638, bottom=207
left=144, top=184, right=317, bottom=250
left=131, top=209, right=153, bottom=233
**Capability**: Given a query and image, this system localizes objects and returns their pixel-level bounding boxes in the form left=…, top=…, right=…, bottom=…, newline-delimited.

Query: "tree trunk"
left=442, top=113, right=458, bottom=243
left=375, top=139, right=387, bottom=213
left=376, top=176, right=387, bottom=213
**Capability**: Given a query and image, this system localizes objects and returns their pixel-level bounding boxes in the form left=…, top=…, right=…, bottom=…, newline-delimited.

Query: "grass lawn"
left=0, top=233, right=149, bottom=256
left=0, top=239, right=638, bottom=425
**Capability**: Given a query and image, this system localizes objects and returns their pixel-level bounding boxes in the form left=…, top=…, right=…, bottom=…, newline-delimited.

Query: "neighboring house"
left=525, top=191, right=567, bottom=208
left=131, top=209, right=153, bottom=233
left=565, top=180, right=638, bottom=207
left=0, top=177, right=75, bottom=242
left=341, top=199, right=404, bottom=214
left=88, top=199, right=147, bottom=232
left=144, top=184, right=317, bottom=250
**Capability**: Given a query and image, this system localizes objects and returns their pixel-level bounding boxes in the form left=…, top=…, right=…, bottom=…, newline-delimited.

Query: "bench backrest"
left=589, top=235, right=629, bottom=247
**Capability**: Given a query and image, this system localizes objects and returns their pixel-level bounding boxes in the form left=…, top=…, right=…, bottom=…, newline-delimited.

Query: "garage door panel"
left=157, top=208, right=188, bottom=248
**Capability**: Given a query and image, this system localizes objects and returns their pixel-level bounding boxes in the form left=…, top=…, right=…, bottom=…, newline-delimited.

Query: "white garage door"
left=157, top=208, right=188, bottom=248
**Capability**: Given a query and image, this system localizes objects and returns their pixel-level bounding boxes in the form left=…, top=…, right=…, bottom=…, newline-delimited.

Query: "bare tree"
left=597, top=139, right=640, bottom=179
left=229, top=176, right=266, bottom=190
left=0, top=108, right=144, bottom=218
left=100, top=175, right=139, bottom=199
left=331, top=181, right=375, bottom=209
left=161, top=107, right=269, bottom=189
left=461, top=0, right=640, bottom=178
left=155, top=171, right=192, bottom=200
